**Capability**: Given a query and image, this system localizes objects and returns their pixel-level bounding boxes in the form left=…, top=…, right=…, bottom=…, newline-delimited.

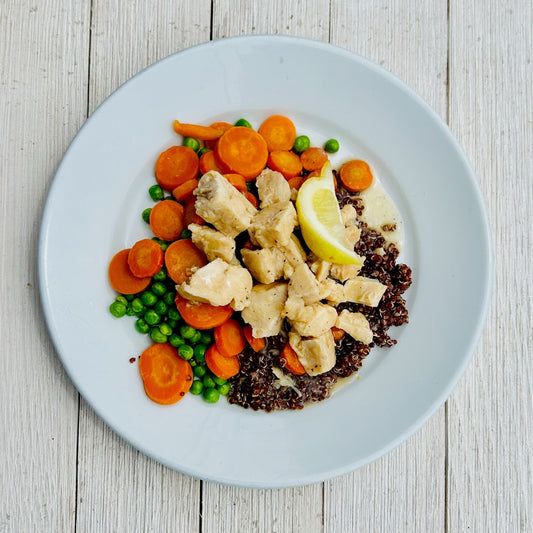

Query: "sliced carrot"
left=171, top=179, right=198, bottom=202
left=175, top=295, right=234, bottom=330
left=165, top=239, right=207, bottom=284
left=214, top=319, right=246, bottom=357
left=127, top=239, right=164, bottom=278
left=223, top=173, right=247, bottom=192
left=183, top=197, right=204, bottom=227
left=331, top=327, right=346, bottom=342
left=215, top=126, right=268, bottom=180
left=243, top=325, right=266, bottom=352
left=149, top=200, right=184, bottom=241
left=138, top=343, right=193, bottom=405
left=108, top=249, right=151, bottom=295
left=155, top=145, right=199, bottom=191
left=245, top=191, right=259, bottom=208
left=287, top=176, right=304, bottom=190
left=205, top=344, right=240, bottom=380
left=339, top=160, right=373, bottom=192
left=300, top=147, right=328, bottom=172
left=199, top=149, right=223, bottom=175
left=258, top=115, right=296, bottom=151
left=280, top=343, right=306, bottom=375
left=173, top=120, right=224, bottom=141
left=267, top=150, right=303, bottom=179
left=205, top=121, right=233, bottom=149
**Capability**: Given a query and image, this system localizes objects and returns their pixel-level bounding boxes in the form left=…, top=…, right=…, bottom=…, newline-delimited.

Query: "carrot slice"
left=108, top=249, right=151, bottom=295
left=267, top=150, right=303, bottom=179
left=199, top=150, right=223, bottom=175
left=171, top=179, right=198, bottom=202
left=223, top=173, right=247, bottom=192
left=173, top=120, right=224, bottom=141
left=280, top=343, right=306, bottom=375
left=258, top=115, right=296, bottom=151
left=243, top=325, right=266, bottom=352
left=300, top=147, right=328, bottom=172
left=287, top=176, right=304, bottom=190
left=155, top=146, right=199, bottom=191
left=175, top=295, right=234, bottom=330
left=138, top=343, right=193, bottom=405
left=205, top=121, right=233, bottom=149
left=183, top=197, right=204, bottom=227
left=205, top=344, right=240, bottom=379
left=245, top=191, right=258, bottom=208
left=214, top=319, right=246, bottom=357
left=215, top=126, right=268, bottom=180
left=149, top=200, right=184, bottom=241
left=339, top=160, right=373, bottom=192
left=127, top=239, right=164, bottom=278
left=331, top=327, right=346, bottom=342
left=165, top=239, right=207, bottom=284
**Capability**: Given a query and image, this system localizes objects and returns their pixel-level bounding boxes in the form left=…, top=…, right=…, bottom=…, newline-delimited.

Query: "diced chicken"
left=241, top=282, right=288, bottom=338
left=194, top=171, right=257, bottom=237
left=344, top=225, right=361, bottom=249
left=288, top=302, right=338, bottom=337
left=256, top=168, right=291, bottom=208
left=289, top=330, right=336, bottom=376
left=288, top=263, right=320, bottom=304
left=241, top=247, right=284, bottom=284
left=308, top=254, right=331, bottom=281
left=283, top=294, right=305, bottom=321
left=335, top=310, right=373, bottom=344
left=177, top=258, right=252, bottom=311
left=249, top=201, right=298, bottom=248
left=189, top=224, right=236, bottom=264
left=340, top=204, right=357, bottom=226
left=318, top=278, right=346, bottom=304
left=277, top=234, right=307, bottom=278
left=343, top=276, right=388, bottom=307
left=329, top=262, right=363, bottom=282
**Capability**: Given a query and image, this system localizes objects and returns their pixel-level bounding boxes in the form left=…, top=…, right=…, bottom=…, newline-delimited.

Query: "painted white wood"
left=324, top=2, right=448, bottom=531
left=447, top=1, right=533, bottom=531
left=75, top=2, right=210, bottom=532
left=0, top=1, right=90, bottom=531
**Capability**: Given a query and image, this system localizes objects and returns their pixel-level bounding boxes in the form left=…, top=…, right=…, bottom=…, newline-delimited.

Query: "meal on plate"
left=107, top=115, right=412, bottom=410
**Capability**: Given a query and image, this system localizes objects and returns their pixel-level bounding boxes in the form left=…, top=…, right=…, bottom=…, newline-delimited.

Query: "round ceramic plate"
left=39, top=36, right=491, bottom=488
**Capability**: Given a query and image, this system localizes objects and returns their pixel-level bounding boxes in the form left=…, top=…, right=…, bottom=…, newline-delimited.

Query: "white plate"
left=39, top=36, right=491, bottom=488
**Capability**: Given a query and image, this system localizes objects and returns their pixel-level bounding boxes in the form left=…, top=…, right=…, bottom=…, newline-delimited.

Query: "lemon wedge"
left=296, top=162, right=363, bottom=265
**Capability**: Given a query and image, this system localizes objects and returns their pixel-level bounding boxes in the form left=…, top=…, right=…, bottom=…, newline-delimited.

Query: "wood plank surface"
left=0, top=1, right=90, bottom=531
left=447, top=1, right=533, bottom=531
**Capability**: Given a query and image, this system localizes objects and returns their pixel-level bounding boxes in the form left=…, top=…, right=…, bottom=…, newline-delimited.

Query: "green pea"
left=178, top=344, right=194, bottom=360
left=190, top=330, right=202, bottom=344
left=293, top=135, right=310, bottom=154
left=131, top=298, right=145, bottom=314
left=200, top=332, right=212, bottom=345
left=150, top=327, right=167, bottom=343
left=190, top=360, right=197, bottom=367
left=159, top=323, right=173, bottom=336
left=180, top=229, right=192, bottom=239
left=193, top=365, right=207, bottom=378
left=135, top=318, right=150, bottom=334
left=140, top=291, right=158, bottom=307
left=124, top=294, right=135, bottom=301
left=182, top=136, right=200, bottom=152
left=151, top=237, right=168, bottom=252
left=163, top=290, right=176, bottom=306
left=324, top=138, right=340, bottom=153
left=109, top=301, right=126, bottom=318
left=235, top=118, right=252, bottom=128
left=193, top=344, right=207, bottom=359
left=125, top=306, right=136, bottom=316
left=203, top=387, right=220, bottom=403
left=213, top=376, right=227, bottom=386
left=149, top=184, right=164, bottom=201
left=218, top=383, right=231, bottom=396
left=142, top=208, right=152, bottom=223
left=197, top=148, right=210, bottom=157
left=180, top=325, right=196, bottom=339
left=151, top=282, right=167, bottom=296
left=167, top=319, right=179, bottom=329
left=190, top=380, right=203, bottom=395
left=203, top=375, right=216, bottom=389
left=168, top=308, right=181, bottom=321
left=152, top=268, right=167, bottom=281
left=144, top=309, right=161, bottom=325
left=154, top=301, right=168, bottom=316
left=115, top=295, right=128, bottom=306
left=168, top=334, right=185, bottom=348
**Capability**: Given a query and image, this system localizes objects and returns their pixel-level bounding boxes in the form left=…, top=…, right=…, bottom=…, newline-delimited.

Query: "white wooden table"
left=1, top=1, right=531, bottom=531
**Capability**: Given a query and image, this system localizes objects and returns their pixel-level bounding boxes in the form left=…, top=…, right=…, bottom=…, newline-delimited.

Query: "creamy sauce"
left=358, top=179, right=404, bottom=252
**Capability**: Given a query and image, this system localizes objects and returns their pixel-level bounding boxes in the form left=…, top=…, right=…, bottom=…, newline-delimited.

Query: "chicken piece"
left=177, top=258, right=252, bottom=311
left=194, top=171, right=257, bottom=237
left=307, top=254, right=331, bottom=282
left=283, top=294, right=305, bottom=321
left=288, top=263, right=321, bottom=304
left=340, top=204, right=358, bottom=226
left=249, top=202, right=297, bottom=248
left=256, top=168, right=291, bottom=208
left=318, top=278, right=345, bottom=304
left=241, top=247, right=284, bottom=284
left=344, top=225, right=361, bottom=249
left=289, top=330, right=336, bottom=376
left=329, top=262, right=363, bottom=282
left=277, top=234, right=307, bottom=278
left=241, top=282, right=288, bottom=338
left=335, top=310, right=373, bottom=344
left=289, top=302, right=338, bottom=337
left=189, top=223, right=236, bottom=263
left=343, top=276, right=388, bottom=307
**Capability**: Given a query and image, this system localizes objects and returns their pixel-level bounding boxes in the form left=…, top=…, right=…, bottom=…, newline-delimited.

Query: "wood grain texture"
left=325, top=2, right=448, bottom=531
left=447, top=1, right=533, bottom=531
left=75, top=2, right=210, bottom=532
left=0, top=1, right=90, bottom=531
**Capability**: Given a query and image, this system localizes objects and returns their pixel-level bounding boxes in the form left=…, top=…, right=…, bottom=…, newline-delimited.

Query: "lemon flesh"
left=296, top=162, right=362, bottom=265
